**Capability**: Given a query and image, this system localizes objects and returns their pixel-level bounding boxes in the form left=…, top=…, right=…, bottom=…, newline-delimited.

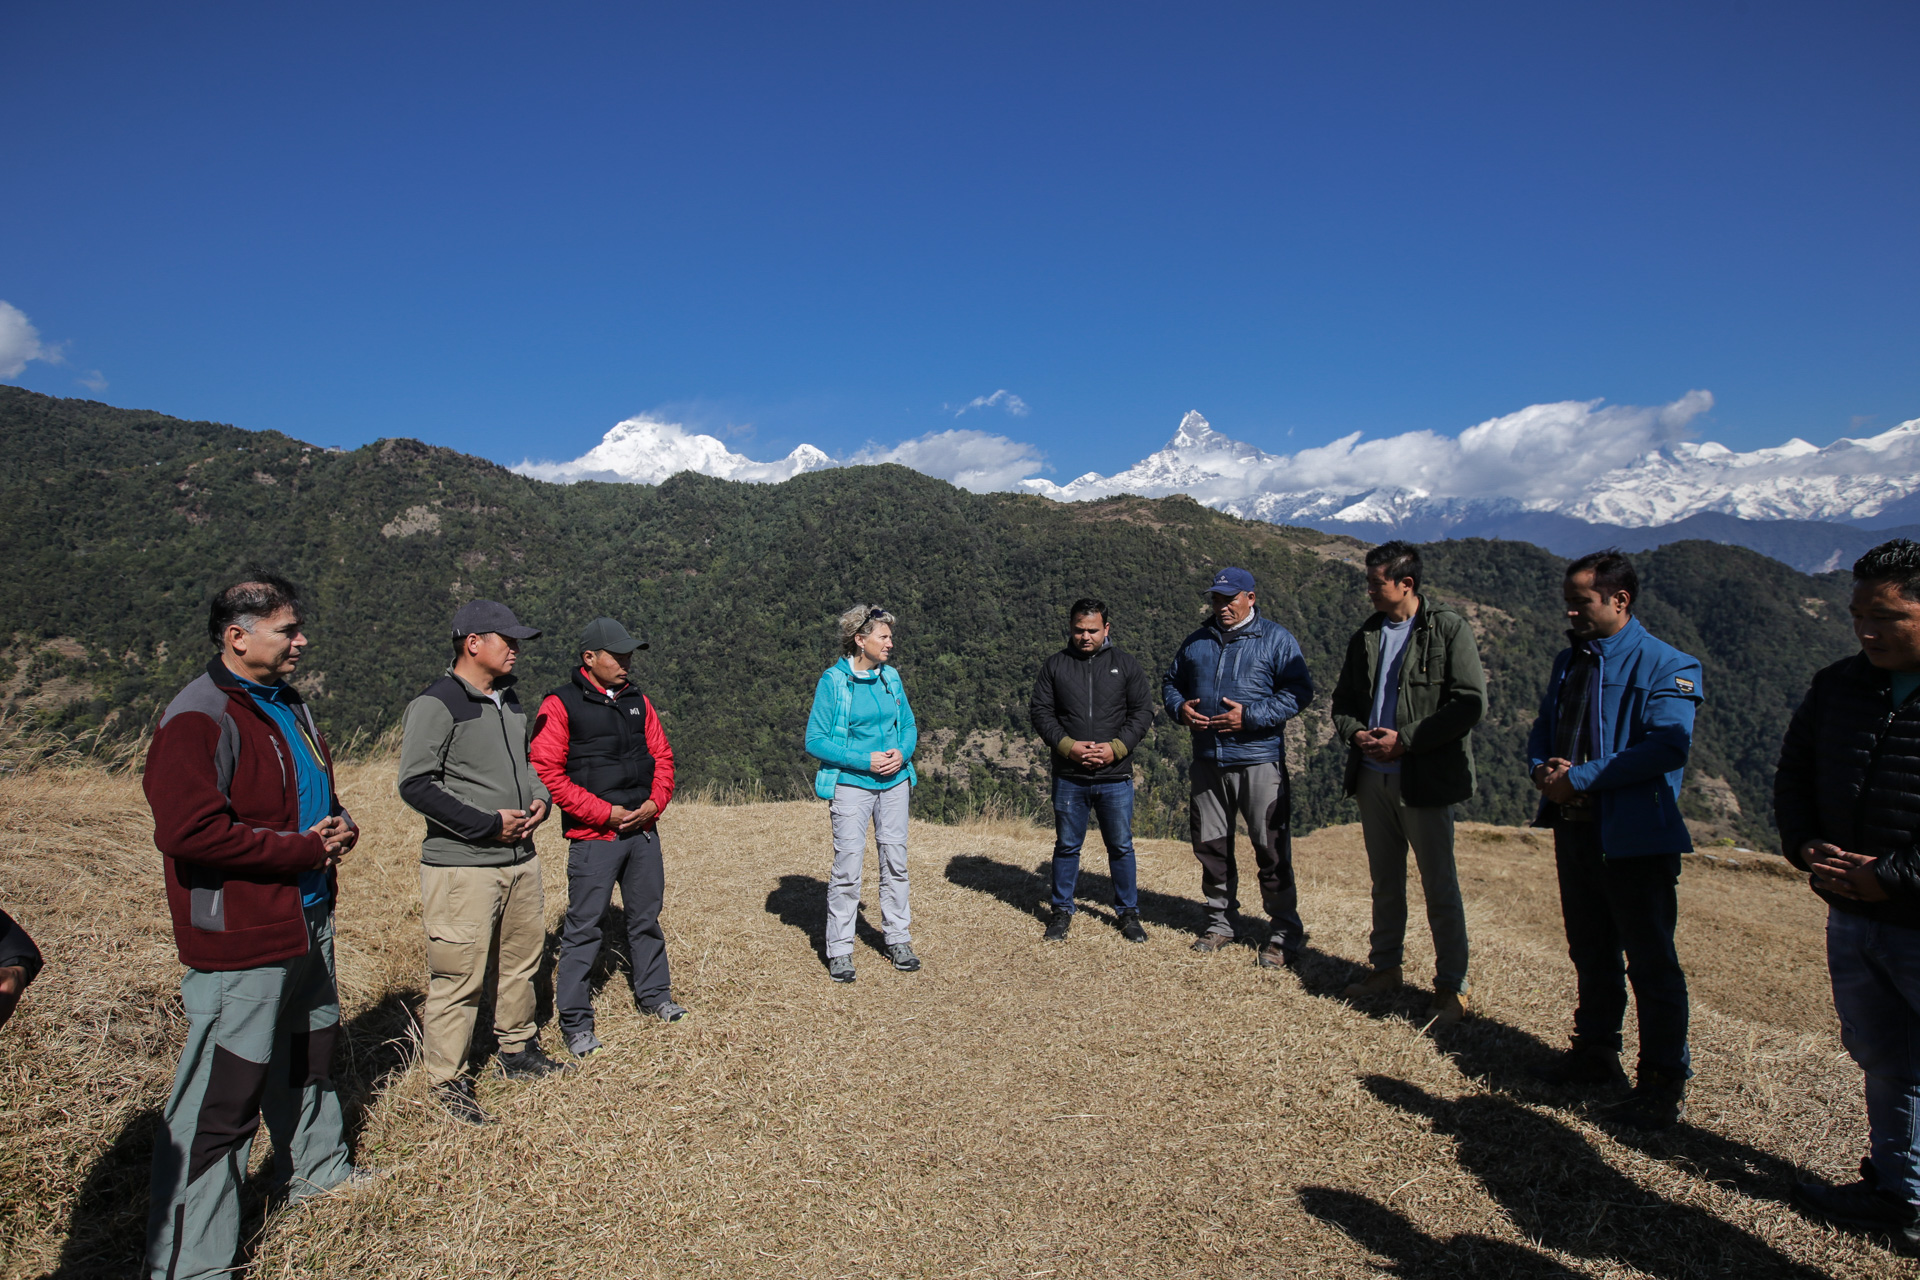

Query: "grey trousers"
left=557, top=830, right=670, bottom=1031
left=1190, top=758, right=1304, bottom=949
left=1356, top=768, right=1470, bottom=994
left=826, top=783, right=911, bottom=957
left=147, top=904, right=350, bottom=1280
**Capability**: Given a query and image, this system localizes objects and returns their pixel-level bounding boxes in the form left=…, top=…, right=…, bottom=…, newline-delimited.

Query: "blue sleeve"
left=804, top=672, right=866, bottom=770
left=1568, top=655, right=1703, bottom=792
left=897, top=675, right=919, bottom=762
left=1526, top=652, right=1566, bottom=770
left=1238, top=631, right=1313, bottom=728
left=1162, top=645, right=1189, bottom=718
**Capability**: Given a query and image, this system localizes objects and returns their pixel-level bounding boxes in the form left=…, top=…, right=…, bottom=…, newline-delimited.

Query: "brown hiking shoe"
left=1426, top=990, right=1470, bottom=1029
left=1342, top=966, right=1403, bottom=999
left=1256, top=941, right=1296, bottom=970
left=1190, top=931, right=1235, bottom=954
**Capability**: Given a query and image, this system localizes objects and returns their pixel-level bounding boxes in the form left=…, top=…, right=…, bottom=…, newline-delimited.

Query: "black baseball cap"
left=450, top=600, right=541, bottom=640
left=580, top=617, right=647, bottom=653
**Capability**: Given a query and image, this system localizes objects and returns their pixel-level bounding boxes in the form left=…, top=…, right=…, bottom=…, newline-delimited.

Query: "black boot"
left=1528, top=1036, right=1628, bottom=1089
left=1604, top=1067, right=1688, bottom=1130
left=1043, top=908, right=1071, bottom=941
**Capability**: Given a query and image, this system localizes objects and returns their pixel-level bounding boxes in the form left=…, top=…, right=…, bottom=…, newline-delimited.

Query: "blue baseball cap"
left=1209, top=567, right=1256, bottom=596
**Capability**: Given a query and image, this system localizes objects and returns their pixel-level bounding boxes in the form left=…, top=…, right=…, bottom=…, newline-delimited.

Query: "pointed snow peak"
left=1171, top=411, right=1220, bottom=450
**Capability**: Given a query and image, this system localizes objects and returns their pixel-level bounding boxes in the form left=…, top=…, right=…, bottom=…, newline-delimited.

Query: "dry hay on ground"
left=0, top=761, right=1902, bottom=1278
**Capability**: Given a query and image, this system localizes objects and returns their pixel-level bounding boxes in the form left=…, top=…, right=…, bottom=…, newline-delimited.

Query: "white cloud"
left=77, top=370, right=108, bottom=393
left=952, top=389, right=1030, bottom=418
left=0, top=301, right=58, bottom=379
left=848, top=429, right=1046, bottom=492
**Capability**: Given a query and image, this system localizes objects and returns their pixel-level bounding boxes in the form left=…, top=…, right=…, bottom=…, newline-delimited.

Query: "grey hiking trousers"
left=557, top=829, right=671, bottom=1031
left=1355, top=768, right=1470, bottom=994
left=147, top=903, right=350, bottom=1280
left=826, top=782, right=911, bottom=957
left=1190, top=758, right=1304, bottom=950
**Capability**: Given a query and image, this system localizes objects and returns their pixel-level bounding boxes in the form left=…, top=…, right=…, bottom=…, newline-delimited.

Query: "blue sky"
left=2, top=2, right=1915, bottom=481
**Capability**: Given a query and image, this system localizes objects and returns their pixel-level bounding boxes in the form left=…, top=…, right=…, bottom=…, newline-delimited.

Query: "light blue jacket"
left=1526, top=617, right=1704, bottom=857
left=805, top=659, right=919, bottom=800
left=1161, top=610, right=1315, bottom=767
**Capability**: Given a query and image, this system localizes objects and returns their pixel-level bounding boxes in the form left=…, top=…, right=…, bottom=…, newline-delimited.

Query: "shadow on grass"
left=1298, top=1186, right=1575, bottom=1278
left=764, top=873, right=892, bottom=967
left=1359, top=1074, right=1834, bottom=1279
left=943, top=853, right=1217, bottom=938
left=47, top=988, right=419, bottom=1280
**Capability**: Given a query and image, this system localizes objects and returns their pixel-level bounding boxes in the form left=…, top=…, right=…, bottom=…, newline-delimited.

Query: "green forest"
left=0, top=387, right=1862, bottom=847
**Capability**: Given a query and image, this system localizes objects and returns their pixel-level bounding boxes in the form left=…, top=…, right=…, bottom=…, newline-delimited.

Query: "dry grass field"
left=0, top=759, right=1906, bottom=1278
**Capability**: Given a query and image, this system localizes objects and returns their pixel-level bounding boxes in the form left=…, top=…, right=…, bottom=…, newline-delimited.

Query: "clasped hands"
left=1354, top=727, right=1406, bottom=763
left=1802, top=841, right=1890, bottom=902
left=1179, top=698, right=1247, bottom=733
left=495, top=799, right=551, bottom=843
left=1531, top=757, right=1580, bottom=804
left=305, top=815, right=357, bottom=868
left=605, top=799, right=659, bottom=834
left=1066, top=740, right=1116, bottom=768
left=868, top=749, right=906, bottom=777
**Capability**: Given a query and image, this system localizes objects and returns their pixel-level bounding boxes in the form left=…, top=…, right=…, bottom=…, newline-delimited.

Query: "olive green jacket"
left=1329, top=598, right=1486, bottom=808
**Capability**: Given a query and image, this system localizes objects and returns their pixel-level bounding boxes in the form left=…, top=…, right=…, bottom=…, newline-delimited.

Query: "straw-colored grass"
left=0, top=759, right=1902, bottom=1278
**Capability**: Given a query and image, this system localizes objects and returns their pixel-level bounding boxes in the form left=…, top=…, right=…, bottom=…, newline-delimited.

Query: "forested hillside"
left=0, top=387, right=1859, bottom=846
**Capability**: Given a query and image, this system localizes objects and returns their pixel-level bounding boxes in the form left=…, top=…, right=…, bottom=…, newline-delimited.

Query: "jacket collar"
left=835, top=657, right=893, bottom=685
left=1367, top=596, right=1429, bottom=632
left=1582, top=615, right=1647, bottom=662
left=205, top=656, right=306, bottom=705
left=1061, top=638, right=1114, bottom=660
left=1842, top=651, right=1896, bottom=690
left=444, top=667, right=517, bottom=701
left=1210, top=608, right=1266, bottom=643
left=571, top=666, right=637, bottom=702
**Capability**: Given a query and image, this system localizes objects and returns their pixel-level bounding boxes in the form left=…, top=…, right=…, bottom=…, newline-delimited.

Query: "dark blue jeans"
left=1829, top=907, right=1920, bottom=1206
left=1051, top=776, right=1139, bottom=915
left=1553, top=822, right=1690, bottom=1078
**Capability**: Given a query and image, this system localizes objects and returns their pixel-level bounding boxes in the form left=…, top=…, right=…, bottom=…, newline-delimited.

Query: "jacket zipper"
left=494, top=699, right=528, bottom=813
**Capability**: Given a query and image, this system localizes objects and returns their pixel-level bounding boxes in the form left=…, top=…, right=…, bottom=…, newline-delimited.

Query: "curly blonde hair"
left=838, top=603, right=897, bottom=656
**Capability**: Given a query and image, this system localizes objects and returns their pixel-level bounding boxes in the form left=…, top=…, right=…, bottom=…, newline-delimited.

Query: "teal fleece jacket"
left=805, top=659, right=918, bottom=798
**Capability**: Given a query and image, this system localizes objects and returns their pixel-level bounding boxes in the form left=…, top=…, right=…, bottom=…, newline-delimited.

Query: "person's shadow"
left=942, top=853, right=1216, bottom=938
left=764, top=873, right=891, bottom=969
left=1298, top=1186, right=1576, bottom=1277
left=47, top=988, right=419, bottom=1279
left=1359, top=1075, right=1835, bottom=1279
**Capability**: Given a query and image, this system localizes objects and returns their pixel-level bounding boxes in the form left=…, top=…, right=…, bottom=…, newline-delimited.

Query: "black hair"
left=1566, top=548, right=1638, bottom=611
left=1068, top=597, right=1110, bottom=627
left=207, top=574, right=303, bottom=647
left=1364, top=541, right=1422, bottom=590
left=1854, top=539, right=1920, bottom=603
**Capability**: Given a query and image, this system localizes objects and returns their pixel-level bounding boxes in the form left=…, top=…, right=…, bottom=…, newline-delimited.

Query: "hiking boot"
left=1117, top=912, right=1148, bottom=944
left=433, top=1078, right=490, bottom=1126
left=640, top=997, right=689, bottom=1023
left=827, top=955, right=856, bottom=983
left=285, top=1163, right=382, bottom=1205
left=496, top=1043, right=572, bottom=1081
left=1426, top=990, right=1470, bottom=1030
left=888, top=942, right=922, bottom=972
left=566, top=1030, right=604, bottom=1059
left=1256, top=940, right=1297, bottom=970
left=1043, top=908, right=1072, bottom=942
left=1528, top=1038, right=1629, bottom=1089
left=1603, top=1070, right=1687, bottom=1130
left=1793, top=1175, right=1920, bottom=1252
left=1342, top=966, right=1403, bottom=999
left=1191, top=931, right=1234, bottom=954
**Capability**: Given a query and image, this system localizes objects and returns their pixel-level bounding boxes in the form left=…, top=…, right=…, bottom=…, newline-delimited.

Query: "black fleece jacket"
left=1775, top=653, right=1920, bottom=927
left=1029, top=642, right=1154, bottom=781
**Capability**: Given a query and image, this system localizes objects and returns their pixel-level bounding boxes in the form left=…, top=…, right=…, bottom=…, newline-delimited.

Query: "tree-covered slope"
left=0, top=387, right=1859, bottom=846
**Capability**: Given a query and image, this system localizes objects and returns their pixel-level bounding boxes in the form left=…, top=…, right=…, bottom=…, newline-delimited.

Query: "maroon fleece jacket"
left=144, top=659, right=353, bottom=970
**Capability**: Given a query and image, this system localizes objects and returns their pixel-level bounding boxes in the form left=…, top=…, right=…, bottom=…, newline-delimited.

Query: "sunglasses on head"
left=867, top=607, right=888, bottom=621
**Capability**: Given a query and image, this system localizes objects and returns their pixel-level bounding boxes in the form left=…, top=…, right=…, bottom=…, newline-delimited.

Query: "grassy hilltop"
left=0, top=386, right=1861, bottom=848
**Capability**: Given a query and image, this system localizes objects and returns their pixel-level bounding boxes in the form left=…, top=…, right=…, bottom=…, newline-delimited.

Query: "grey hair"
left=207, top=575, right=303, bottom=647
left=838, top=604, right=897, bottom=656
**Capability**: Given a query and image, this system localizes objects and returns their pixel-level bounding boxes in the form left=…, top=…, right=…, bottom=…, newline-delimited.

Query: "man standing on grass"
left=1777, top=539, right=1920, bottom=1251
left=398, top=599, right=562, bottom=1126
left=530, top=616, right=686, bottom=1059
left=1330, top=541, right=1485, bottom=1029
left=144, top=576, right=367, bottom=1280
left=1525, top=549, right=1702, bottom=1131
left=1028, top=597, right=1155, bottom=944
left=1162, top=567, right=1316, bottom=968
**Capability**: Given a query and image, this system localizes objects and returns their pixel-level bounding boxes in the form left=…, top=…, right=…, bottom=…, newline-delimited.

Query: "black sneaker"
left=1793, top=1175, right=1920, bottom=1252
left=1528, top=1038, right=1629, bottom=1089
left=1602, top=1070, right=1687, bottom=1130
left=1043, top=908, right=1071, bottom=941
left=433, top=1078, right=490, bottom=1125
left=496, top=1043, right=572, bottom=1080
left=1117, top=912, right=1148, bottom=944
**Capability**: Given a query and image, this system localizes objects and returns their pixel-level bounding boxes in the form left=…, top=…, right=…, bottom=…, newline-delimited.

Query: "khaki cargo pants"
left=420, top=858, right=544, bottom=1084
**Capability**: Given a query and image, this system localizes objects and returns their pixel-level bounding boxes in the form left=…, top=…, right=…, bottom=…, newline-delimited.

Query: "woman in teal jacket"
left=804, top=604, right=920, bottom=983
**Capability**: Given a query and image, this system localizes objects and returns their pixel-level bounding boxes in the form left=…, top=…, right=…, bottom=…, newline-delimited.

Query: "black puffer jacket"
left=1029, top=642, right=1155, bottom=781
left=1775, top=653, right=1920, bottom=925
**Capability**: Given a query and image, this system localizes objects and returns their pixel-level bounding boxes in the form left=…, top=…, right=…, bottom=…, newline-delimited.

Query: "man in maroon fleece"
left=143, top=577, right=365, bottom=1280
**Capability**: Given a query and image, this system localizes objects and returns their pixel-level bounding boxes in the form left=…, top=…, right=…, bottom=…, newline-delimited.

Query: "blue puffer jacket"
left=1526, top=617, right=1704, bottom=858
left=1161, top=610, right=1315, bottom=767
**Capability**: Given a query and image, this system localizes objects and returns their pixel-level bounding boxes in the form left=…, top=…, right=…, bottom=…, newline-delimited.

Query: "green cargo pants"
left=146, top=903, right=351, bottom=1280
